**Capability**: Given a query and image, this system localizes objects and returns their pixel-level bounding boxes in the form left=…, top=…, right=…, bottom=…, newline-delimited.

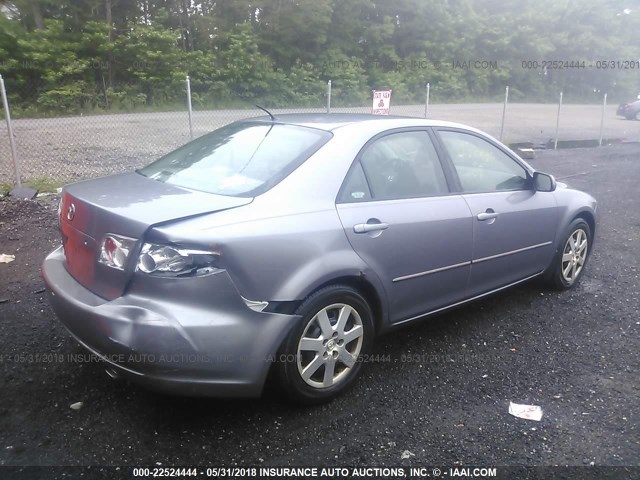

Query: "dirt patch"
left=0, top=196, right=59, bottom=302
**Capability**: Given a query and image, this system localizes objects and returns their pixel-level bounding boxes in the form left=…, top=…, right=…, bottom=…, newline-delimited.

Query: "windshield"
left=138, top=121, right=331, bottom=196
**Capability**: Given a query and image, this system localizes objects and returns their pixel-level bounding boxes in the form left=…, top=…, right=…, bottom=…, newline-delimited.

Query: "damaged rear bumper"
left=42, top=246, right=299, bottom=397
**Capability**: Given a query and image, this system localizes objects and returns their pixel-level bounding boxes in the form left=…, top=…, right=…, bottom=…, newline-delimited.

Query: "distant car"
left=617, top=100, right=640, bottom=120
left=42, top=114, right=597, bottom=404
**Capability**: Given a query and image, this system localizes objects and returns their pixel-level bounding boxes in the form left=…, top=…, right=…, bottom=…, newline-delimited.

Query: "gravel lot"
left=1, top=103, right=639, bottom=184
left=0, top=144, right=638, bottom=472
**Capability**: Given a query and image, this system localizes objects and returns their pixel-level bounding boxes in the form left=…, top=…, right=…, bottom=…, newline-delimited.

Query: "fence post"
left=326, top=80, right=332, bottom=113
left=185, top=75, right=193, bottom=140
left=0, top=74, right=21, bottom=187
left=500, top=85, right=509, bottom=142
left=599, top=93, right=607, bottom=147
left=424, top=83, right=430, bottom=118
left=554, top=91, right=563, bottom=150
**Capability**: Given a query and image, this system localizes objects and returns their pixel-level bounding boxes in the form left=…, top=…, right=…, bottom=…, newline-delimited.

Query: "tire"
left=635, top=111, right=640, bottom=121
left=546, top=218, right=592, bottom=290
left=276, top=285, right=375, bottom=404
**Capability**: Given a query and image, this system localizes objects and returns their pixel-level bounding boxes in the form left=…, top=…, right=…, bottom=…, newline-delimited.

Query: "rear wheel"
left=276, top=285, right=374, bottom=404
left=546, top=219, right=592, bottom=290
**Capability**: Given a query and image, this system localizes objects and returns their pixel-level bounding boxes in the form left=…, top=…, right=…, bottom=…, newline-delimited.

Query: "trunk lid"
left=59, top=172, right=251, bottom=299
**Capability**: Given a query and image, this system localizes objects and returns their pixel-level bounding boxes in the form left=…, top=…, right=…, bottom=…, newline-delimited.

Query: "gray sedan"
left=42, top=114, right=597, bottom=403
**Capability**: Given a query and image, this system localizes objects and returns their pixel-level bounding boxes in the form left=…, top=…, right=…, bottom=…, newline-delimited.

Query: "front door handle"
left=477, top=209, right=499, bottom=221
left=353, top=222, right=389, bottom=234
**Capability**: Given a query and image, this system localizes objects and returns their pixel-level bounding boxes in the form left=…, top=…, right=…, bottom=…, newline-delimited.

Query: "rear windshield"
left=138, top=121, right=332, bottom=196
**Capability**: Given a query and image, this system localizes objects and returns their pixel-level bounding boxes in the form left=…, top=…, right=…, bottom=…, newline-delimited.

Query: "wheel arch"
left=542, top=209, right=595, bottom=289
left=302, top=275, right=386, bottom=336
left=543, top=205, right=596, bottom=279
left=268, top=272, right=387, bottom=334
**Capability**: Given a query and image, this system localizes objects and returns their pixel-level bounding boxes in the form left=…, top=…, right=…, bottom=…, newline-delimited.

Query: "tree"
left=1, top=0, right=638, bottom=115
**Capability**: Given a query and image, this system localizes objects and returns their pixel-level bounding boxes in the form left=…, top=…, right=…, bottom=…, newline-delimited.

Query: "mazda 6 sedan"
left=42, top=114, right=597, bottom=404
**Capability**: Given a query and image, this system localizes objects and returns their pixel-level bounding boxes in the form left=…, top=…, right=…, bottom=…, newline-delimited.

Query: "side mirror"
left=533, top=172, right=556, bottom=192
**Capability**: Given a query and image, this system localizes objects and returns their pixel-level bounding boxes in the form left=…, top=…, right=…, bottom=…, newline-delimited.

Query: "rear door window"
left=340, top=131, right=449, bottom=202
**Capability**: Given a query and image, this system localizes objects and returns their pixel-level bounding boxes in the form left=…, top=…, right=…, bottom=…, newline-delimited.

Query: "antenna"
left=255, top=104, right=275, bottom=121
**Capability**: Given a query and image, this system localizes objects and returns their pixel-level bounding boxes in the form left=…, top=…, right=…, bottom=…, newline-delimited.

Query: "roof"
left=241, top=113, right=465, bottom=132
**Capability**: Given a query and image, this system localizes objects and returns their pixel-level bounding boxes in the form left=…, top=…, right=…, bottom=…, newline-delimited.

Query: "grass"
left=0, top=182, right=12, bottom=196
left=26, top=177, right=64, bottom=193
left=1, top=177, right=65, bottom=196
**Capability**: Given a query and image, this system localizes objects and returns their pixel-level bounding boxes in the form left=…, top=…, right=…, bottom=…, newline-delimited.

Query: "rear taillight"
left=136, top=243, right=221, bottom=277
left=99, top=234, right=137, bottom=270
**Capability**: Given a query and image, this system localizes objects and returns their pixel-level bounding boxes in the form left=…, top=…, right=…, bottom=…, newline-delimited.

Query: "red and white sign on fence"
left=372, top=89, right=392, bottom=115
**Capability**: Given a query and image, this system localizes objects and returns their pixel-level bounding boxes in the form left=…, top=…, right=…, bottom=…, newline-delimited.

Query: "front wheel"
left=546, top=219, right=592, bottom=290
left=276, top=285, right=374, bottom=404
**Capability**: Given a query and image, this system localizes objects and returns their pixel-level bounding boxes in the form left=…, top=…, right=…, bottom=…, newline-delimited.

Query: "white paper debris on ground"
left=0, top=254, right=15, bottom=264
left=509, top=402, right=543, bottom=421
left=400, top=450, right=415, bottom=460
left=70, top=402, right=83, bottom=410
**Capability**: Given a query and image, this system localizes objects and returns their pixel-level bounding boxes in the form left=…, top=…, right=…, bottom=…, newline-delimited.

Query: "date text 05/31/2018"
left=521, top=60, right=640, bottom=69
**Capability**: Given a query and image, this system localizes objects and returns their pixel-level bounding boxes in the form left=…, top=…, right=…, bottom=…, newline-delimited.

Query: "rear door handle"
left=353, top=222, right=389, bottom=233
left=477, top=210, right=499, bottom=221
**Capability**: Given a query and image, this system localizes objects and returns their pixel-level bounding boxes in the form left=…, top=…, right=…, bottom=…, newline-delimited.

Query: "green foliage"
left=36, top=82, right=91, bottom=112
left=113, top=24, right=186, bottom=103
left=0, top=0, right=638, bottom=116
left=317, top=49, right=369, bottom=105
left=286, top=61, right=326, bottom=106
left=218, top=23, right=273, bottom=100
left=104, top=86, right=148, bottom=111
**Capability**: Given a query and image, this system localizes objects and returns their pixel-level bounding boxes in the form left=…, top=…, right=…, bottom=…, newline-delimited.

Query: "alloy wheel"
left=296, top=303, right=364, bottom=389
left=561, top=228, right=588, bottom=283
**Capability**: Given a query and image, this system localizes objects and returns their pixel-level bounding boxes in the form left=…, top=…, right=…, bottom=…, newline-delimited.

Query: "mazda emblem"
left=67, top=203, right=76, bottom=221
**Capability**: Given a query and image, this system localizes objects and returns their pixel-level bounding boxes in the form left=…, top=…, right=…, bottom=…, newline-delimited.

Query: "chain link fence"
left=1, top=76, right=639, bottom=189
